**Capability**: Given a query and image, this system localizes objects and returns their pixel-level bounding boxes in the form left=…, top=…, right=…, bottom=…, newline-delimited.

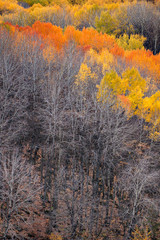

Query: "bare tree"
left=117, top=156, right=160, bottom=239
left=0, top=149, right=41, bottom=239
left=127, top=2, right=160, bottom=53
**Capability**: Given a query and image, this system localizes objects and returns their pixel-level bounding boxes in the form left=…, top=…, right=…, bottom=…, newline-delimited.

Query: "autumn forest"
left=0, top=0, right=160, bottom=239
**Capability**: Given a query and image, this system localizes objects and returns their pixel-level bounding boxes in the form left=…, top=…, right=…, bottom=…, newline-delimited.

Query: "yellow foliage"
left=28, top=3, right=44, bottom=10
left=122, top=67, right=147, bottom=94
left=75, top=63, right=97, bottom=85
left=49, top=233, right=62, bottom=240
left=97, top=66, right=160, bottom=139
left=97, top=67, right=147, bottom=109
left=27, top=4, right=65, bottom=25
left=0, top=15, right=3, bottom=24
left=128, top=86, right=144, bottom=115
left=73, top=3, right=100, bottom=28
left=132, top=226, right=151, bottom=240
left=83, top=48, right=114, bottom=75
left=0, top=0, right=22, bottom=13
left=95, top=10, right=117, bottom=34
left=113, top=2, right=134, bottom=36
left=86, top=0, right=121, bottom=5
left=97, top=70, right=123, bottom=105
left=50, top=0, right=69, bottom=7
left=22, top=0, right=49, bottom=6
left=142, top=91, right=160, bottom=122
left=6, top=0, right=17, bottom=2
left=97, top=67, right=149, bottom=117
left=75, top=63, right=97, bottom=96
left=121, top=68, right=147, bottom=116
left=43, top=45, right=55, bottom=62
left=2, top=10, right=32, bottom=26
left=98, top=49, right=114, bottom=74
left=142, top=91, right=160, bottom=139
left=117, top=34, right=146, bottom=50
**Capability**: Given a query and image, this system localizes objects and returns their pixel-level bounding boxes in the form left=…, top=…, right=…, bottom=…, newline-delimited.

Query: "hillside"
left=0, top=0, right=160, bottom=239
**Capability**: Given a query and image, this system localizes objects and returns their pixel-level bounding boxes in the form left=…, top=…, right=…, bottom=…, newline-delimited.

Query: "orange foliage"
left=3, top=21, right=160, bottom=85
left=117, top=94, right=131, bottom=112
left=3, top=21, right=118, bottom=53
left=2, top=22, right=17, bottom=33
left=125, top=49, right=160, bottom=81
left=79, top=28, right=116, bottom=51
left=64, top=25, right=81, bottom=43
left=110, top=44, right=124, bottom=57
left=32, top=21, right=65, bottom=50
left=4, top=21, right=65, bottom=51
left=64, top=26, right=117, bottom=52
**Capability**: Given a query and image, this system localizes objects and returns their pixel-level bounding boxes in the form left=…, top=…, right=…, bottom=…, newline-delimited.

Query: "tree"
left=127, top=2, right=160, bottom=54
left=118, top=156, right=159, bottom=239
left=117, top=34, right=146, bottom=50
left=95, top=10, right=117, bottom=34
left=132, top=226, right=151, bottom=240
left=0, top=149, right=41, bottom=239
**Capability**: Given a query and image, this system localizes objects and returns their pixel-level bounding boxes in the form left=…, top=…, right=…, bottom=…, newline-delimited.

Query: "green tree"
left=95, top=10, right=117, bottom=34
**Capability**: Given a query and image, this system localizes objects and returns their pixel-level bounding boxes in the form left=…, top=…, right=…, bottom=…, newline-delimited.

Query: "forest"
left=0, top=0, right=160, bottom=239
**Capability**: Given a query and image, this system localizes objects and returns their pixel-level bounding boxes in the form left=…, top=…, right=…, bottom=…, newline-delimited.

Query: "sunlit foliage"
left=117, top=34, right=146, bottom=50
